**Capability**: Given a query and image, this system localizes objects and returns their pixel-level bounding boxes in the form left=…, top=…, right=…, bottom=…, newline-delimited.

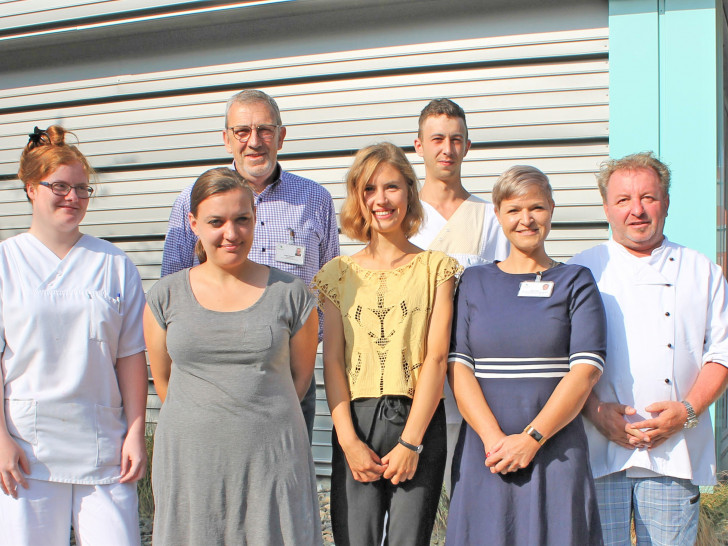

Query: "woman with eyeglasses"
left=0, top=126, right=148, bottom=544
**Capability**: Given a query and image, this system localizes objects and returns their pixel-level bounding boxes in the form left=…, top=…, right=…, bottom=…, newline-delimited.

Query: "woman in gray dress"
left=143, top=167, right=321, bottom=545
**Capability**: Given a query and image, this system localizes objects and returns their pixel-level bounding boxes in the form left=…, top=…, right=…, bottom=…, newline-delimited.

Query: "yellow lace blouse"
left=313, top=250, right=462, bottom=400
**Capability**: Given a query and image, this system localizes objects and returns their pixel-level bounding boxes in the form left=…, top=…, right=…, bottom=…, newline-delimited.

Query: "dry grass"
left=697, top=477, right=728, bottom=546
left=137, top=430, right=155, bottom=519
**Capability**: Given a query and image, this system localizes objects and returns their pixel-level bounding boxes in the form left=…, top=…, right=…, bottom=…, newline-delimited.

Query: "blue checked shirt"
left=161, top=164, right=340, bottom=338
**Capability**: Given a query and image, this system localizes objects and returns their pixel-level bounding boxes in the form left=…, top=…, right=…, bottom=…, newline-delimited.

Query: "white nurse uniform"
left=0, top=232, right=146, bottom=543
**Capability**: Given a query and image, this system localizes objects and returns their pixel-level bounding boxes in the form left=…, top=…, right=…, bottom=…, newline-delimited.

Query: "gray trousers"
left=331, top=397, right=446, bottom=546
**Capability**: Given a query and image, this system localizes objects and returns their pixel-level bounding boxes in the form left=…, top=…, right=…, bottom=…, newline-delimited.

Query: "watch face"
left=685, top=419, right=698, bottom=429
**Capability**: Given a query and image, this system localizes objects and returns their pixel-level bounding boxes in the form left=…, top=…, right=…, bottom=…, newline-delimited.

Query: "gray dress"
left=146, top=267, right=321, bottom=546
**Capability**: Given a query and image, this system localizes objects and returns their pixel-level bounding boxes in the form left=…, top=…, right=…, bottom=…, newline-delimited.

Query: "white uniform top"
left=0, top=233, right=146, bottom=484
left=570, top=238, right=728, bottom=485
left=410, top=196, right=509, bottom=268
left=410, top=195, right=509, bottom=424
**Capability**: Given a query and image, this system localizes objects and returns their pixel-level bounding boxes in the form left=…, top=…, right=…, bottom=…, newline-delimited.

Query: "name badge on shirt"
left=518, top=281, right=554, bottom=298
left=275, top=243, right=306, bottom=265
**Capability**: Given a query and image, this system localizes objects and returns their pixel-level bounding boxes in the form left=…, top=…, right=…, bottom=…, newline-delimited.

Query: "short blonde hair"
left=340, top=143, right=423, bottom=242
left=596, top=152, right=670, bottom=201
left=492, top=165, right=554, bottom=209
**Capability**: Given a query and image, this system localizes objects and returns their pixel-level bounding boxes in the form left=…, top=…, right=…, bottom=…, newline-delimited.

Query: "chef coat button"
left=665, top=378, right=671, bottom=384
left=665, top=312, right=670, bottom=317
left=667, top=343, right=673, bottom=348
left=669, top=257, right=675, bottom=261
left=665, top=283, right=672, bottom=287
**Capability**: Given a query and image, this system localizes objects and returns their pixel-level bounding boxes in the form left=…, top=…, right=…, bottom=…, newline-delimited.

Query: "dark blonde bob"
left=339, top=142, right=423, bottom=242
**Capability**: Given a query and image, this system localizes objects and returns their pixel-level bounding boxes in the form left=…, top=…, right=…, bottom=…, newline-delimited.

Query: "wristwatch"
left=398, top=436, right=423, bottom=454
left=681, top=401, right=699, bottom=429
left=523, top=425, right=547, bottom=445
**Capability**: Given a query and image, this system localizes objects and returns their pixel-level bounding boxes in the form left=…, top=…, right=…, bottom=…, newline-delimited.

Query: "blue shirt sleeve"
left=320, top=190, right=340, bottom=268
left=568, top=266, right=607, bottom=371
left=161, top=185, right=196, bottom=277
left=448, top=269, right=474, bottom=370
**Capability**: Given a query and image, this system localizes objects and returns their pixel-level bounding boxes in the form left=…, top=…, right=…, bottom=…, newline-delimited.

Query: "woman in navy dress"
left=446, top=166, right=606, bottom=545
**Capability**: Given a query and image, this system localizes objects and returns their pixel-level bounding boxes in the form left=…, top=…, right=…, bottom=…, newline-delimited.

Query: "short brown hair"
left=418, top=98, right=467, bottom=138
left=340, top=143, right=423, bottom=242
left=190, top=167, right=255, bottom=263
left=18, top=125, right=94, bottom=200
left=492, top=165, right=554, bottom=209
left=596, top=152, right=670, bottom=201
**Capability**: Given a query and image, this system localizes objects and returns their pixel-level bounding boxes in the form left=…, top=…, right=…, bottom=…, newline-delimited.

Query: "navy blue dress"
left=445, top=263, right=605, bottom=546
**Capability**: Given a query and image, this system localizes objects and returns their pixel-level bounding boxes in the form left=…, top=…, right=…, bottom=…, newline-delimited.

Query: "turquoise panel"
left=609, top=0, right=719, bottom=259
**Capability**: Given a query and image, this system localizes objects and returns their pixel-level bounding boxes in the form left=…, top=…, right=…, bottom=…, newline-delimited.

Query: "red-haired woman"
left=0, top=127, right=147, bottom=545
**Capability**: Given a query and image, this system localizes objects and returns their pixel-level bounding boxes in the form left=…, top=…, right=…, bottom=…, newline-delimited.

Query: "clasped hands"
left=590, top=400, right=689, bottom=449
left=342, top=438, right=419, bottom=485
left=484, top=432, right=540, bottom=475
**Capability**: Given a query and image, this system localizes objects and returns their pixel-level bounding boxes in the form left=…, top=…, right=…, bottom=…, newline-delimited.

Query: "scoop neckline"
left=342, top=251, right=427, bottom=273
left=491, top=260, right=563, bottom=277
left=183, top=266, right=272, bottom=314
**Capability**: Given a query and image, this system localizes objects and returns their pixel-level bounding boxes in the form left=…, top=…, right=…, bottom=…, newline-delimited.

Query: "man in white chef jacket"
left=409, top=98, right=509, bottom=493
left=570, top=151, right=728, bottom=545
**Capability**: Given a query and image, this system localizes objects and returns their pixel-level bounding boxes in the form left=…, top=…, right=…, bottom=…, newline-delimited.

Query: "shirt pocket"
left=95, top=404, right=126, bottom=467
left=35, top=402, right=98, bottom=468
left=34, top=402, right=125, bottom=469
left=4, top=399, right=37, bottom=447
left=242, top=325, right=273, bottom=353
left=88, top=291, right=123, bottom=345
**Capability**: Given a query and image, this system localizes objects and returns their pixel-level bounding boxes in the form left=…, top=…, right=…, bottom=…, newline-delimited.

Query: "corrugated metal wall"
left=0, top=1, right=608, bottom=476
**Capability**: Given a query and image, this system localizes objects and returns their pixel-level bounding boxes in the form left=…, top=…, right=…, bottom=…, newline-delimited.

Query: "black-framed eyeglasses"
left=227, top=124, right=280, bottom=143
left=39, top=181, right=94, bottom=199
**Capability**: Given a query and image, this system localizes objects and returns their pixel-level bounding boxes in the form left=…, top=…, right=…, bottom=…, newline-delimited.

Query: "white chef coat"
left=0, top=233, right=146, bottom=484
left=570, top=238, right=728, bottom=485
left=410, top=195, right=509, bottom=425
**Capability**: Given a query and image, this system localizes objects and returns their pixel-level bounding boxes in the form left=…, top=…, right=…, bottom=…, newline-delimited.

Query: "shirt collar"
left=608, top=236, right=670, bottom=261
left=229, top=161, right=283, bottom=196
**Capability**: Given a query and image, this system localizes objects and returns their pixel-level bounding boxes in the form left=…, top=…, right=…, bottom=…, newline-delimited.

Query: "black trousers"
left=331, top=397, right=447, bottom=546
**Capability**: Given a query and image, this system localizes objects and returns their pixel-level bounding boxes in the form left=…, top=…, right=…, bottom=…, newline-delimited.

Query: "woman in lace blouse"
left=313, top=142, right=461, bottom=546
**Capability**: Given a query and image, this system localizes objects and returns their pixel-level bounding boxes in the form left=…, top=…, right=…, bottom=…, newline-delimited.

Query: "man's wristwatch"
left=681, top=401, right=699, bottom=429
left=398, top=437, right=423, bottom=454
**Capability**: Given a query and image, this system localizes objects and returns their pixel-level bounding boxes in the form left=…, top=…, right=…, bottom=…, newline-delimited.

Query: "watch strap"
left=397, top=436, right=423, bottom=454
left=523, top=425, right=547, bottom=445
left=681, top=400, right=698, bottom=429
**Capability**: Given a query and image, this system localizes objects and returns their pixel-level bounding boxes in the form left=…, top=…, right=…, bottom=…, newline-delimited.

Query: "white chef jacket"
left=410, top=195, right=509, bottom=425
left=0, top=233, right=146, bottom=484
left=570, top=238, right=728, bottom=485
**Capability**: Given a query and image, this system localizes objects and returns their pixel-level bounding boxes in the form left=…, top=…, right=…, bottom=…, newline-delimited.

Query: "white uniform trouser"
left=0, top=478, right=140, bottom=546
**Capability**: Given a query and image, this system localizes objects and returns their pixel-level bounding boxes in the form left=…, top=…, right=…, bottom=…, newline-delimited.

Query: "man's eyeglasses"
left=227, top=124, right=280, bottom=143
left=39, top=181, right=94, bottom=199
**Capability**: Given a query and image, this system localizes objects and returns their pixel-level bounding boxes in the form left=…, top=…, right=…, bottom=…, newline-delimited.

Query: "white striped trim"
left=448, top=352, right=474, bottom=371
left=474, top=356, right=569, bottom=363
left=569, top=352, right=605, bottom=373
left=474, top=371, right=568, bottom=379
left=474, top=363, right=570, bottom=371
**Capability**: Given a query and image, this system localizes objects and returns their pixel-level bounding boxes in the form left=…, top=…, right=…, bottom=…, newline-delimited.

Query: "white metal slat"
left=0, top=62, right=608, bottom=173
left=0, top=0, right=212, bottom=32
left=0, top=29, right=607, bottom=108
left=0, top=143, right=608, bottom=243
